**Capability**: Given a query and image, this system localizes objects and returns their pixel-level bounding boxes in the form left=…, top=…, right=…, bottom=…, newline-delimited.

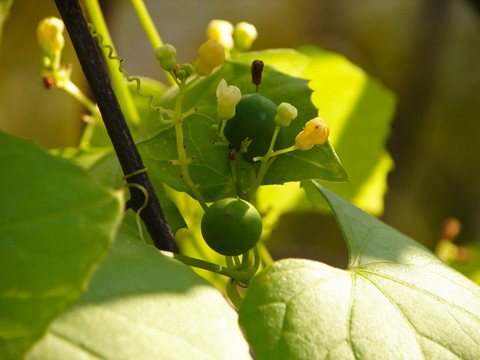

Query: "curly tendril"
left=88, top=24, right=174, bottom=119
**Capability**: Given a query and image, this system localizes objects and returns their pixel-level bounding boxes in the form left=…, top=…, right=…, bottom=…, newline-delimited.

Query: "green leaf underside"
left=139, top=60, right=347, bottom=202
left=233, top=47, right=395, bottom=214
left=239, top=183, right=480, bottom=360
left=0, top=131, right=123, bottom=360
left=26, top=234, right=251, bottom=360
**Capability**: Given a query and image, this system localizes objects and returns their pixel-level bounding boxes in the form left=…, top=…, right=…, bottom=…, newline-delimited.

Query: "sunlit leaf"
left=234, top=47, right=395, bottom=214
left=139, top=60, right=346, bottom=202
left=239, top=183, right=480, bottom=359
left=26, top=234, right=251, bottom=360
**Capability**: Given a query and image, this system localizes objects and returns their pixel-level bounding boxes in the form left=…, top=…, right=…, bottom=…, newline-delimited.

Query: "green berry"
left=201, top=198, right=262, bottom=256
left=223, top=94, right=286, bottom=162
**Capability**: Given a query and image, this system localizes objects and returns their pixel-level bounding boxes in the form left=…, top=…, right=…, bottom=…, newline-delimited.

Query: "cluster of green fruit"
left=202, top=60, right=330, bottom=257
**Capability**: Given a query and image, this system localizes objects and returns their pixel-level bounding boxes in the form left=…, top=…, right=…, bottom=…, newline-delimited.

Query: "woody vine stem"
left=53, top=0, right=178, bottom=252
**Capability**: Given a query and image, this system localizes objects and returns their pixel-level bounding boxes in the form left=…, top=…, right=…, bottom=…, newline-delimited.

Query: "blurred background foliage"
left=1, top=0, right=479, bottom=270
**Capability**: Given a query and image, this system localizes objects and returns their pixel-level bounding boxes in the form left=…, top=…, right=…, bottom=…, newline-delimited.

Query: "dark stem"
left=54, top=0, right=178, bottom=252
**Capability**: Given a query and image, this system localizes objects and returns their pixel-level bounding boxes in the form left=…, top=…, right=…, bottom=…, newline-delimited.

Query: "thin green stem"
left=125, top=182, right=149, bottom=243
left=59, top=79, right=101, bottom=149
left=241, top=250, right=250, bottom=269
left=129, top=0, right=176, bottom=86
left=253, top=145, right=297, bottom=161
left=248, top=126, right=297, bottom=199
left=0, top=0, right=14, bottom=47
left=167, top=252, right=251, bottom=284
left=173, top=84, right=208, bottom=210
left=79, top=119, right=96, bottom=149
left=61, top=80, right=100, bottom=118
left=257, top=241, right=273, bottom=266
left=226, top=279, right=243, bottom=308
left=52, top=51, right=62, bottom=73
left=130, top=0, right=163, bottom=48
left=84, top=0, right=141, bottom=126
left=233, top=255, right=241, bottom=268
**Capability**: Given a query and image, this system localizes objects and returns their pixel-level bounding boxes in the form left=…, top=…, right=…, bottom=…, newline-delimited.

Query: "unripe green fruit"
left=201, top=198, right=262, bottom=256
left=224, top=94, right=285, bottom=162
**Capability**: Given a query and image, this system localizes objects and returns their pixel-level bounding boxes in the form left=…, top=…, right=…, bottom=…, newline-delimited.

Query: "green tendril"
left=125, top=182, right=149, bottom=243
left=88, top=23, right=174, bottom=118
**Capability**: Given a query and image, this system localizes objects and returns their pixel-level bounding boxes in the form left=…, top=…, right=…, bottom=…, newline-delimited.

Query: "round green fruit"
left=224, top=94, right=285, bottom=162
left=201, top=198, right=262, bottom=256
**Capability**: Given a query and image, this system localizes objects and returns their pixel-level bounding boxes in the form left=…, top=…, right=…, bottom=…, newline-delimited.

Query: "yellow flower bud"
left=207, top=20, right=234, bottom=51
left=216, top=79, right=241, bottom=120
left=194, top=40, right=225, bottom=76
left=275, top=102, right=297, bottom=127
left=234, top=22, right=258, bottom=51
left=37, top=17, right=65, bottom=53
left=294, top=117, right=330, bottom=151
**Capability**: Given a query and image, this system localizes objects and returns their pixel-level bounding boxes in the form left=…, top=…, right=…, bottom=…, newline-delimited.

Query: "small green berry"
left=224, top=94, right=286, bottom=162
left=201, top=198, right=262, bottom=256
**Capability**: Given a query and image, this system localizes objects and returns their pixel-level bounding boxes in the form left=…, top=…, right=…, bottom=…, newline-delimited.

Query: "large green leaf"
left=239, top=183, right=480, bottom=359
left=234, top=47, right=395, bottom=214
left=139, top=60, right=347, bottom=202
left=26, top=233, right=251, bottom=360
left=0, top=131, right=124, bottom=359
left=52, top=146, right=187, bottom=237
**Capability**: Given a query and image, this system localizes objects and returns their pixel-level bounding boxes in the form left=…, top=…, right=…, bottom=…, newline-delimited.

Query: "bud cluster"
left=207, top=19, right=258, bottom=53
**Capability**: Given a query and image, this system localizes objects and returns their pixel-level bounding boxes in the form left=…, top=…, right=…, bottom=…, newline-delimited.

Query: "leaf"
left=0, top=131, right=124, bottom=359
left=233, top=47, right=395, bottom=214
left=53, top=146, right=187, bottom=237
left=139, top=113, right=235, bottom=202
left=239, top=183, right=480, bottom=359
left=26, top=234, right=251, bottom=360
left=140, top=60, right=347, bottom=202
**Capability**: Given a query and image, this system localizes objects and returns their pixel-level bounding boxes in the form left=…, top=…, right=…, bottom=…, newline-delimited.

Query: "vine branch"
left=54, top=0, right=178, bottom=252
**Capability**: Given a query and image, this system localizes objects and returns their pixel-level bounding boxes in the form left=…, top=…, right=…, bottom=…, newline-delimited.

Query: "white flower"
left=216, top=79, right=241, bottom=120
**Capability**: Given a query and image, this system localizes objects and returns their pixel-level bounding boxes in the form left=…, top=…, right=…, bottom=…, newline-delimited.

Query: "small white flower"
left=216, top=79, right=241, bottom=120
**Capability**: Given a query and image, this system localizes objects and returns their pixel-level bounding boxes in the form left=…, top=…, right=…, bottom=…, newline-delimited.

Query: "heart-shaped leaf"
left=139, top=60, right=347, bottom=202
left=239, top=183, right=480, bottom=359
left=0, top=131, right=123, bottom=360
left=234, top=47, right=395, bottom=215
left=26, top=234, right=251, bottom=360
